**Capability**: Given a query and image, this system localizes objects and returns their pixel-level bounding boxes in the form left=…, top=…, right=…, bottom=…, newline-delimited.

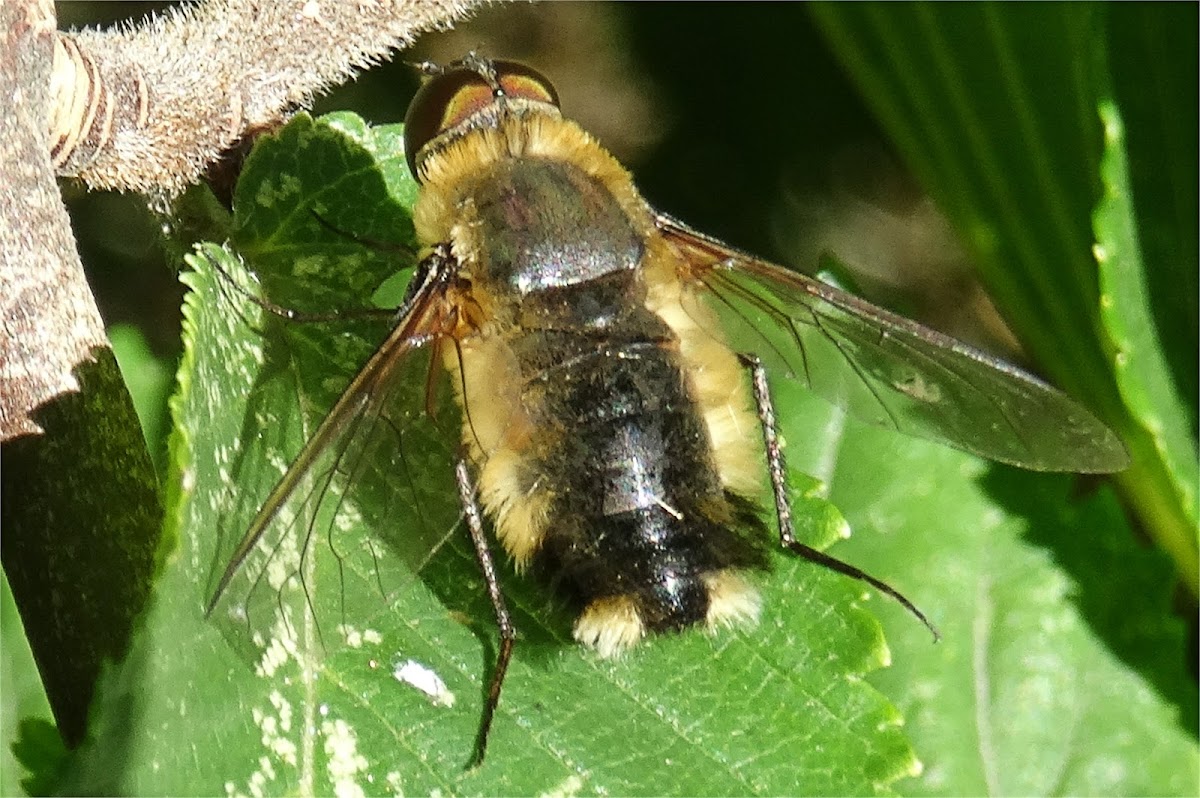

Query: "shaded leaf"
left=810, top=1, right=1197, bottom=599
left=1106, top=4, right=1198, bottom=413
left=0, top=348, right=161, bottom=749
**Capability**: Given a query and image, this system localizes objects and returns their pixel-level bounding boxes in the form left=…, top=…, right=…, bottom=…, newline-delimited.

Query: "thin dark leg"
left=310, top=210, right=417, bottom=259
left=207, top=251, right=395, bottom=324
left=739, top=353, right=940, bottom=642
left=455, top=458, right=515, bottom=768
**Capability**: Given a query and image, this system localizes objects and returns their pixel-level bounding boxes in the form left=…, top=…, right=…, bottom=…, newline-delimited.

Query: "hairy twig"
left=53, top=0, right=480, bottom=192
left=0, top=0, right=484, bottom=440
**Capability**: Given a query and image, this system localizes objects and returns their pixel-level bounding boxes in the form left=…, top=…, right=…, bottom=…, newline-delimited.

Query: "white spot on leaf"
left=394, top=659, right=455, bottom=708
left=322, top=719, right=369, bottom=798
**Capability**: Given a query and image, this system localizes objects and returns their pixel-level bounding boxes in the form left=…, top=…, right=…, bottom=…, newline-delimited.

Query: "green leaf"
left=803, top=8, right=1198, bottom=789
left=109, top=322, right=176, bottom=476
left=1, top=575, right=63, bottom=797
left=59, top=113, right=920, bottom=795
left=1093, top=83, right=1198, bottom=585
left=811, top=4, right=1113, bottom=400
left=823, top=404, right=1198, bottom=796
left=1099, top=18, right=1200, bottom=595
left=810, top=2, right=1197, bottom=594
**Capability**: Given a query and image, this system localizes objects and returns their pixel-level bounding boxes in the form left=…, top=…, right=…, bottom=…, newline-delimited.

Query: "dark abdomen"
left=513, top=317, right=767, bottom=633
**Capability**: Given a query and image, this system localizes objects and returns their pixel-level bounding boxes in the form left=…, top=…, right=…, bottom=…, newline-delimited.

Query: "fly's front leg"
left=737, top=353, right=940, bottom=641
left=454, top=458, right=515, bottom=768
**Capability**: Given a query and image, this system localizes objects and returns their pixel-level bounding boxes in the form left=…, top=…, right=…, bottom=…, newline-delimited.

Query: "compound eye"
left=403, top=59, right=560, bottom=181
left=491, top=59, right=560, bottom=106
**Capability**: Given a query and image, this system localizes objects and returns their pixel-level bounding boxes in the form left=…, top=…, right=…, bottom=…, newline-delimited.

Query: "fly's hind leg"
left=737, top=353, right=940, bottom=641
left=454, top=458, right=516, bottom=768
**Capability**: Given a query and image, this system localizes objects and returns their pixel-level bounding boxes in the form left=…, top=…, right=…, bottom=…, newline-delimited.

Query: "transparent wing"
left=205, top=258, right=465, bottom=646
left=657, top=214, right=1128, bottom=473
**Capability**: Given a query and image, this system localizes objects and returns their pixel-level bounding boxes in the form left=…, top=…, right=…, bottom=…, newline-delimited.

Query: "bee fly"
left=207, top=54, right=1128, bottom=764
